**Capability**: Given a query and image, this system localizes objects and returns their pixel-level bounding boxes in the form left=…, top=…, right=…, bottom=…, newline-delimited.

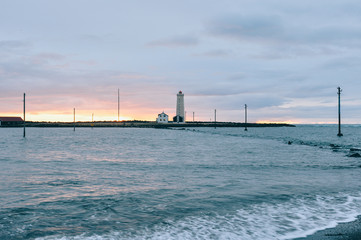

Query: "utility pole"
left=337, top=87, right=343, bottom=137
left=23, top=93, right=26, bottom=138
left=214, top=109, right=217, bottom=129
left=118, top=88, right=120, bottom=122
left=73, top=108, right=76, bottom=132
left=244, top=104, right=248, bottom=131
left=92, top=113, right=94, bottom=129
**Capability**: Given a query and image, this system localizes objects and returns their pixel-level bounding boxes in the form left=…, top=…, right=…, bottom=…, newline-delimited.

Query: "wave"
left=35, top=192, right=361, bottom=240
left=189, top=127, right=361, bottom=160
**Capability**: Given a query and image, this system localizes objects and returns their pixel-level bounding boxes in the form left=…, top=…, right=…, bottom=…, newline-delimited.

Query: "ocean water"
left=1, top=125, right=361, bottom=240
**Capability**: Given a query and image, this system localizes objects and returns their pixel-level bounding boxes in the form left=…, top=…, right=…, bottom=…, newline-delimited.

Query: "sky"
left=1, top=0, right=361, bottom=123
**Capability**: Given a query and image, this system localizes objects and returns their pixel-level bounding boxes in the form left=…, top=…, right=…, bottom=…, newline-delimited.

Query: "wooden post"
left=92, top=113, right=94, bottom=129
left=214, top=109, right=217, bottom=129
left=118, top=88, right=120, bottom=122
left=23, top=93, right=26, bottom=138
left=73, top=108, right=75, bottom=132
left=245, top=104, right=248, bottom=131
left=337, top=87, right=343, bottom=137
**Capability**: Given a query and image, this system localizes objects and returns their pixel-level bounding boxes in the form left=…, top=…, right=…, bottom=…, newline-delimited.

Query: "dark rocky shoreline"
left=1, top=120, right=295, bottom=128
left=294, top=216, right=361, bottom=240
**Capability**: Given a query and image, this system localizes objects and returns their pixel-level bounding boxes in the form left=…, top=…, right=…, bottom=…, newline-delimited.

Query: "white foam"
left=36, top=192, right=361, bottom=240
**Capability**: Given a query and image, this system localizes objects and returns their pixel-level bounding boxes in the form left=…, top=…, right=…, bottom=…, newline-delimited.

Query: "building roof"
left=158, top=112, right=168, bottom=116
left=0, top=117, right=24, bottom=122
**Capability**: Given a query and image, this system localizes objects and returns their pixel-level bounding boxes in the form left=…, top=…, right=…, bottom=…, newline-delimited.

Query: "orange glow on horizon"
left=256, top=120, right=301, bottom=125
left=256, top=119, right=342, bottom=125
left=0, top=111, right=147, bottom=122
left=0, top=112, right=344, bottom=124
left=0, top=101, right=172, bottom=122
left=26, top=114, right=133, bottom=122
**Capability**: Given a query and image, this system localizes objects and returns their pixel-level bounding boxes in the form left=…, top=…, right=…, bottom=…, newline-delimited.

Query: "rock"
left=350, top=148, right=361, bottom=152
left=348, top=153, right=361, bottom=158
left=288, top=141, right=292, bottom=145
left=325, top=233, right=344, bottom=237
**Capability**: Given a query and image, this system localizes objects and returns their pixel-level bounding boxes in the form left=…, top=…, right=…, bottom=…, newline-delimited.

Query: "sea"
left=1, top=125, right=361, bottom=240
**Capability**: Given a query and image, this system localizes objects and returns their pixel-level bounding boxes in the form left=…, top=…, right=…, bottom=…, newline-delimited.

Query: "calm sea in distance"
left=1, top=125, right=361, bottom=240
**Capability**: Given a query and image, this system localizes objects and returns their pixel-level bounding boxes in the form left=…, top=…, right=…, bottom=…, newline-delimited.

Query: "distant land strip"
left=4, top=121, right=295, bottom=128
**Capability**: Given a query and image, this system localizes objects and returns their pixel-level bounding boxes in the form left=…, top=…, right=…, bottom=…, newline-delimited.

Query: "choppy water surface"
left=1, top=125, right=361, bottom=240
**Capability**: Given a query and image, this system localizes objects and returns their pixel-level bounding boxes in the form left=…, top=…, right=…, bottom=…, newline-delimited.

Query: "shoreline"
left=1, top=120, right=295, bottom=128
left=294, top=215, right=361, bottom=240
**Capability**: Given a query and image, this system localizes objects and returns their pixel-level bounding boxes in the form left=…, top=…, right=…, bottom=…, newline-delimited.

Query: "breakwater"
left=8, top=121, right=295, bottom=128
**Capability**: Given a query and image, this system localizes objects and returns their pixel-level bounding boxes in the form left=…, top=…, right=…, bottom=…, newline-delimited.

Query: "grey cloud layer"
left=1, top=0, right=361, bottom=122
left=147, top=35, right=199, bottom=47
left=207, top=14, right=361, bottom=48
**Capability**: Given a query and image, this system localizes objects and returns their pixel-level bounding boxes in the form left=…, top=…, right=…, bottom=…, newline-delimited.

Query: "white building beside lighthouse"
left=156, top=112, right=169, bottom=123
left=173, top=91, right=185, bottom=123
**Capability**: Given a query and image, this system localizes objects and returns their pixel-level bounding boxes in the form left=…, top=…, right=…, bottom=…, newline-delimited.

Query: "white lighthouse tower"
left=173, top=91, right=185, bottom=123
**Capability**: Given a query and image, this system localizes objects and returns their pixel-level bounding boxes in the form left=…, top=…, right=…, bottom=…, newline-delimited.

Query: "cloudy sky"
left=1, top=0, right=361, bottom=123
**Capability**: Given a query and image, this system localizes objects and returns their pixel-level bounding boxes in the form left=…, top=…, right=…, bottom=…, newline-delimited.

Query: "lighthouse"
left=173, top=91, right=185, bottom=123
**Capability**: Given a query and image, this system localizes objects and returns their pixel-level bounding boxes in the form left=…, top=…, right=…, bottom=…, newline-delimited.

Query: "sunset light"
left=1, top=0, right=361, bottom=124
left=2, top=1, right=361, bottom=239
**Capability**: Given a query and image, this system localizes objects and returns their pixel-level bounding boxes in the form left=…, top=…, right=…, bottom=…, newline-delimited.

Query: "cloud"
left=193, top=49, right=232, bottom=57
left=80, top=34, right=104, bottom=43
left=2, top=0, right=361, bottom=123
left=0, top=49, right=174, bottom=115
left=0, top=40, right=30, bottom=50
left=319, top=56, right=361, bottom=71
left=297, top=26, right=361, bottom=48
left=206, top=13, right=361, bottom=50
left=189, top=88, right=245, bottom=97
left=0, top=40, right=32, bottom=61
left=207, top=15, right=284, bottom=43
left=110, top=73, right=160, bottom=81
left=147, top=35, right=199, bottom=47
left=187, top=91, right=286, bottom=111
left=227, top=72, right=247, bottom=81
left=249, top=45, right=343, bottom=60
left=243, top=95, right=286, bottom=109
left=28, top=53, right=66, bottom=65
